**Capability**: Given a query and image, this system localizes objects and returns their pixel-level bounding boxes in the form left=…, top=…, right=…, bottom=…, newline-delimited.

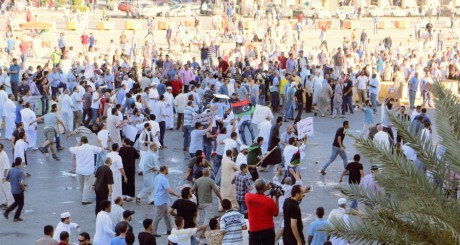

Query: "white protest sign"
left=297, top=117, right=314, bottom=139
left=123, top=124, right=139, bottom=142
left=192, top=110, right=217, bottom=126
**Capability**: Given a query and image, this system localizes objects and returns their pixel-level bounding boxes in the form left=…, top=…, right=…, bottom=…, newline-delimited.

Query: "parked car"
left=363, top=5, right=384, bottom=17
left=304, top=6, right=331, bottom=19
left=118, top=1, right=132, bottom=12
left=137, top=1, right=171, bottom=17
left=290, top=4, right=308, bottom=17
left=383, top=6, right=406, bottom=17
left=97, top=0, right=116, bottom=10
left=266, top=3, right=293, bottom=18
left=335, top=6, right=355, bottom=19
left=168, top=4, right=197, bottom=17
left=404, top=6, right=424, bottom=17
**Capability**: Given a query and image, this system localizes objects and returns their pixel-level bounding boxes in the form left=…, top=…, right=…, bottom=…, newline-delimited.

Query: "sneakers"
left=320, top=170, right=326, bottom=175
left=3, top=211, right=8, bottom=219
left=52, top=154, right=60, bottom=160
left=38, top=147, right=46, bottom=155
left=57, top=147, right=65, bottom=151
left=14, top=218, right=23, bottom=222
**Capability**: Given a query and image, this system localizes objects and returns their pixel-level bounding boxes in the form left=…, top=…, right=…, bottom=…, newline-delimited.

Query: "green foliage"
left=326, top=83, right=460, bottom=244
left=71, top=5, right=88, bottom=12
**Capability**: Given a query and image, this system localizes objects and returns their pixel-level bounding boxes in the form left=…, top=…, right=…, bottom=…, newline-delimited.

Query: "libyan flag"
left=231, top=99, right=255, bottom=117
left=289, top=150, right=301, bottom=167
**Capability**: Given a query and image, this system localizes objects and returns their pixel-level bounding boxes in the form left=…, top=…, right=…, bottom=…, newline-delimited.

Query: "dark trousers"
left=41, top=96, right=49, bottom=115
left=383, top=126, right=394, bottom=146
left=159, top=121, right=166, bottom=146
left=271, top=91, right=279, bottom=112
left=294, top=102, right=303, bottom=125
left=249, top=228, right=275, bottom=245
left=82, top=108, right=92, bottom=125
left=5, top=192, right=24, bottom=219
left=342, top=95, right=354, bottom=115
left=95, top=191, right=108, bottom=216
left=305, top=93, right=313, bottom=112
left=11, top=82, right=18, bottom=101
left=176, top=113, right=183, bottom=130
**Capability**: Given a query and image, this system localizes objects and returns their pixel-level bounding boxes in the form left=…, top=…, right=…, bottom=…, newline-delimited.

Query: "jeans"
left=41, top=96, right=49, bottom=115
left=11, top=82, right=18, bottom=100
left=370, top=93, right=378, bottom=113
left=238, top=200, right=247, bottom=215
left=5, top=192, right=24, bottom=219
left=258, top=95, right=265, bottom=105
left=409, top=90, right=417, bottom=108
left=91, top=108, right=99, bottom=125
left=159, top=121, right=165, bottom=146
left=82, top=108, right=91, bottom=125
left=342, top=95, right=354, bottom=115
left=322, top=146, right=348, bottom=171
left=176, top=113, right=183, bottom=130
left=213, top=155, right=222, bottom=185
left=183, top=125, right=192, bottom=148
left=284, top=101, right=294, bottom=120
left=249, top=228, right=275, bottom=245
left=203, top=144, right=212, bottom=162
left=152, top=203, right=172, bottom=235
left=239, top=120, right=255, bottom=145
left=350, top=198, right=358, bottom=210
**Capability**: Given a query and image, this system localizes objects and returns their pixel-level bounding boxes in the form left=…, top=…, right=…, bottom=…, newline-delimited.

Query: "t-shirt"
left=308, top=218, right=329, bottom=245
left=153, top=174, right=171, bottom=206
left=171, top=228, right=197, bottom=245
left=138, top=231, right=157, bottom=245
left=332, top=127, right=346, bottom=147
left=245, top=193, right=278, bottom=232
left=43, top=112, right=59, bottom=128
left=283, top=198, right=304, bottom=244
left=6, top=167, right=23, bottom=194
left=220, top=211, right=245, bottom=245
left=95, top=165, right=114, bottom=196
left=345, top=161, right=363, bottom=184
left=189, top=129, right=206, bottom=154
left=171, top=199, right=198, bottom=228
left=193, top=176, right=218, bottom=205
left=216, top=133, right=229, bottom=156
left=110, top=236, right=125, bottom=245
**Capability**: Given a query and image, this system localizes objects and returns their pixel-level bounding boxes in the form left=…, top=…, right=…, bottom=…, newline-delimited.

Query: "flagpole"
left=255, top=146, right=278, bottom=167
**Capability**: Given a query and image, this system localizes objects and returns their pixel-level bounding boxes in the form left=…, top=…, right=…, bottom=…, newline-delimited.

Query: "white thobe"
left=0, top=151, right=13, bottom=205
left=60, top=94, right=74, bottom=132
left=107, top=151, right=123, bottom=202
left=0, top=90, right=7, bottom=129
left=148, top=88, right=159, bottom=110
left=164, top=92, right=174, bottom=129
left=13, top=139, right=28, bottom=163
left=258, top=120, right=272, bottom=154
left=5, top=99, right=16, bottom=139
left=236, top=152, right=247, bottom=168
left=312, top=76, right=323, bottom=104
left=93, top=211, right=115, bottom=245
left=53, top=222, right=80, bottom=241
left=21, top=108, right=37, bottom=149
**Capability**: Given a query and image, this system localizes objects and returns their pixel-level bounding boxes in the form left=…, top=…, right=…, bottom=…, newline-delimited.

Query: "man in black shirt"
left=341, top=75, right=354, bottom=116
left=92, top=157, right=114, bottom=215
left=339, top=154, right=364, bottom=209
left=169, top=187, right=198, bottom=229
left=321, top=121, right=349, bottom=175
left=138, top=218, right=157, bottom=245
left=283, top=185, right=305, bottom=245
left=294, top=84, right=304, bottom=124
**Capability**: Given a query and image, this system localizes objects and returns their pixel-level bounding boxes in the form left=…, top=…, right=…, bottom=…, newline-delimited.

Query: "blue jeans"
left=258, top=95, right=265, bottom=105
left=239, top=120, right=255, bottom=145
left=370, top=93, right=378, bottom=113
left=183, top=125, right=192, bottom=148
left=342, top=95, right=354, bottom=115
left=213, top=155, right=222, bottom=185
left=238, top=200, right=247, bottom=215
left=409, top=90, right=417, bottom=108
left=203, top=144, right=212, bottom=162
left=41, top=96, right=49, bottom=115
left=322, top=146, right=348, bottom=171
left=91, top=108, right=99, bottom=125
left=95, top=150, right=107, bottom=170
left=284, top=101, right=294, bottom=120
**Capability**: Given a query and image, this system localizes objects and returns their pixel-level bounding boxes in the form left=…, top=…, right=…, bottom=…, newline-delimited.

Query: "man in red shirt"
left=170, top=74, right=183, bottom=97
left=245, top=179, right=280, bottom=244
left=80, top=32, right=90, bottom=55
left=19, top=40, right=29, bottom=65
left=217, top=57, right=230, bottom=76
left=277, top=52, right=287, bottom=70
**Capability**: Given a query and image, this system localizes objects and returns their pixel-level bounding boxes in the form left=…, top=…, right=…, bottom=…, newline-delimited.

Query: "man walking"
left=339, top=154, right=364, bottom=209
left=93, top=200, right=116, bottom=245
left=232, top=164, right=253, bottom=214
left=307, top=207, right=330, bottom=245
left=32, top=104, right=66, bottom=160
left=408, top=72, right=420, bottom=109
left=3, top=157, right=26, bottom=222
left=0, top=144, right=13, bottom=208
left=152, top=166, right=180, bottom=237
left=136, top=143, right=160, bottom=205
left=283, top=185, right=305, bottom=245
left=320, top=121, right=349, bottom=175
left=69, top=136, right=103, bottom=205
left=93, top=158, right=114, bottom=215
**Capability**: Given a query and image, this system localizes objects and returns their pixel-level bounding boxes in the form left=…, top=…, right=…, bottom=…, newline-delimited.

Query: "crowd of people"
left=0, top=1, right=457, bottom=245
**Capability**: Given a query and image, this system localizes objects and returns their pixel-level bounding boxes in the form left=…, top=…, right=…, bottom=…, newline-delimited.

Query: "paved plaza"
left=0, top=7, right=448, bottom=245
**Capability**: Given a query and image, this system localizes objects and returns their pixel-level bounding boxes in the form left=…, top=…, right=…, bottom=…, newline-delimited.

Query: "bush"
left=72, top=0, right=84, bottom=6
left=71, top=5, right=88, bottom=12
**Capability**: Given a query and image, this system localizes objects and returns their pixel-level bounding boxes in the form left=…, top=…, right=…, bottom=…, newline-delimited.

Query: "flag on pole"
left=231, top=99, right=255, bottom=117
left=289, top=150, right=301, bottom=167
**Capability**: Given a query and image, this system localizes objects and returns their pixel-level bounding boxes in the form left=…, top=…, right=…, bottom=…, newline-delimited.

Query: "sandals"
left=136, top=197, right=141, bottom=205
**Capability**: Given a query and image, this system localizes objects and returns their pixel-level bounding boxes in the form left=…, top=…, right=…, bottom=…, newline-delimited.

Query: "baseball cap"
left=123, top=210, right=135, bottom=219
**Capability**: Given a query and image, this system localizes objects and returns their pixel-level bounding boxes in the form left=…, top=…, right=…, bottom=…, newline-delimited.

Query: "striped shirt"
left=184, top=106, right=195, bottom=126
left=220, top=211, right=245, bottom=245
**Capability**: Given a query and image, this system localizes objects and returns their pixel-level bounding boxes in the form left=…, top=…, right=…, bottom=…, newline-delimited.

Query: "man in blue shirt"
left=152, top=166, right=180, bottom=237
left=15, top=99, right=24, bottom=125
left=89, top=33, right=95, bottom=48
left=9, top=58, right=20, bottom=100
left=49, top=66, right=67, bottom=98
left=307, top=207, right=330, bottom=245
left=408, top=72, right=420, bottom=109
left=369, top=73, right=380, bottom=113
left=3, top=157, right=26, bottom=222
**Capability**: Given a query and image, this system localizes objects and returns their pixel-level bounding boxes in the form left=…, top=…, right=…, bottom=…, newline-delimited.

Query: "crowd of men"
left=0, top=1, right=457, bottom=244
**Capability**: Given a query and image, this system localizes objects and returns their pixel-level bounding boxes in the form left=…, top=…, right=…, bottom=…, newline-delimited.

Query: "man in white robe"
left=60, top=89, right=74, bottom=133
left=21, top=103, right=37, bottom=150
left=312, top=72, right=323, bottom=105
left=164, top=87, right=175, bottom=129
left=53, top=212, right=80, bottom=241
left=138, top=123, right=156, bottom=173
left=148, top=84, right=159, bottom=110
left=0, top=86, right=7, bottom=136
left=93, top=200, right=115, bottom=245
left=4, top=94, right=16, bottom=140
left=257, top=117, right=272, bottom=154
left=0, top=145, right=13, bottom=207
left=106, top=144, right=126, bottom=203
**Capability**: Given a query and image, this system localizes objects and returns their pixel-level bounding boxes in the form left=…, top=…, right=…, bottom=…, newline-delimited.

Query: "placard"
left=297, top=117, right=314, bottom=138
left=123, top=124, right=138, bottom=142
left=192, top=110, right=217, bottom=126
